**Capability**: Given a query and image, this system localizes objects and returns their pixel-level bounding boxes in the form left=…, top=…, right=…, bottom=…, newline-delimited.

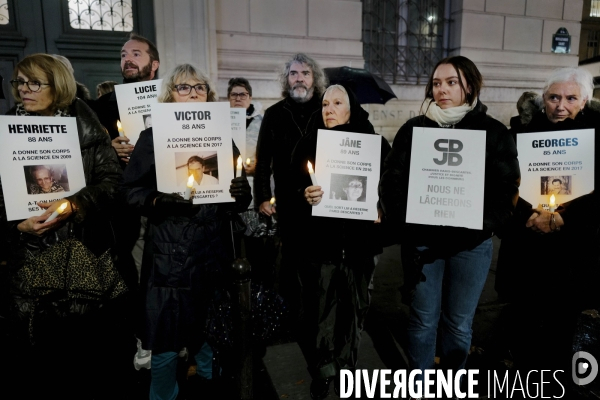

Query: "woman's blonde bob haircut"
left=158, top=64, right=217, bottom=103
left=12, top=53, right=77, bottom=112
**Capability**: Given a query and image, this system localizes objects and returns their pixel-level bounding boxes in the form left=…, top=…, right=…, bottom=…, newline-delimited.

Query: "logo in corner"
left=572, top=351, right=598, bottom=386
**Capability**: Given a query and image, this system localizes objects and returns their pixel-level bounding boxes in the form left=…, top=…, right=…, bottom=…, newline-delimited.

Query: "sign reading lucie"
left=517, top=129, right=594, bottom=209
left=114, top=80, right=163, bottom=144
left=152, top=102, right=234, bottom=204
left=406, top=127, right=486, bottom=229
left=0, top=116, right=86, bottom=220
left=312, top=130, right=381, bottom=221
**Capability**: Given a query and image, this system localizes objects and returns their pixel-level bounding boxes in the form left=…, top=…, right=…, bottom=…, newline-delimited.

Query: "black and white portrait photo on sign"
left=541, top=175, right=572, bottom=195
left=24, top=164, right=69, bottom=195
left=175, top=151, right=219, bottom=186
left=329, top=173, right=367, bottom=202
left=143, top=114, right=152, bottom=129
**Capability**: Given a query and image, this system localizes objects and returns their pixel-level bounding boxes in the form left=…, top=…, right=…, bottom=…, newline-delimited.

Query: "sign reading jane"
left=152, top=102, right=234, bottom=204
left=114, top=79, right=163, bottom=145
left=312, top=130, right=381, bottom=221
left=406, top=127, right=486, bottom=229
left=517, top=129, right=594, bottom=209
left=0, top=116, right=86, bottom=220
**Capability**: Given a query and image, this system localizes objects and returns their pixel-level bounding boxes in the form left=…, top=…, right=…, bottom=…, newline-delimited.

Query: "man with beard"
left=91, top=32, right=160, bottom=164
left=254, top=53, right=327, bottom=329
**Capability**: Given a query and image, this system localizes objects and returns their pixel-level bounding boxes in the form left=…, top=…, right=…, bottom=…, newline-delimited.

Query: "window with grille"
left=68, top=0, right=133, bottom=31
left=591, top=0, right=600, bottom=17
left=362, top=0, right=446, bottom=84
left=588, top=31, right=600, bottom=59
left=0, top=1, right=9, bottom=25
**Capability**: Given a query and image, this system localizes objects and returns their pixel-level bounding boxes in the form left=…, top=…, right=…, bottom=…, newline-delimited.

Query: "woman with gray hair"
left=496, top=67, right=600, bottom=389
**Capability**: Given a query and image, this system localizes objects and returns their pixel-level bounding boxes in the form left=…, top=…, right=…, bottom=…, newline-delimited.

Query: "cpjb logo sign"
left=433, top=139, right=463, bottom=166
left=572, top=351, right=598, bottom=386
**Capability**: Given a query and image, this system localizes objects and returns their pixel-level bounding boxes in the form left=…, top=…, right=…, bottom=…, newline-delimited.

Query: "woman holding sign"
left=496, top=67, right=600, bottom=381
left=291, top=84, right=391, bottom=400
left=379, top=56, right=519, bottom=389
left=123, top=63, right=251, bottom=400
left=3, top=54, right=123, bottom=397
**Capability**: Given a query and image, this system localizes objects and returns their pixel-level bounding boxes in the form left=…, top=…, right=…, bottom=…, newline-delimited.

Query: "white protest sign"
left=230, top=108, right=246, bottom=160
left=517, top=129, right=594, bottom=209
left=406, top=127, right=486, bottom=229
left=312, top=130, right=381, bottom=221
left=0, top=116, right=86, bottom=221
left=114, top=80, right=162, bottom=145
left=152, top=102, right=234, bottom=204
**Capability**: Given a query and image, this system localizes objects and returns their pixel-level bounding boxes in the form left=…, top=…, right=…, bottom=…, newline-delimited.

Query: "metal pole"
left=231, top=257, right=252, bottom=399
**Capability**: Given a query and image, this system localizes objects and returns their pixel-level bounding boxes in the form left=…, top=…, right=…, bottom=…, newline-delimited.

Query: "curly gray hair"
left=279, top=53, right=327, bottom=100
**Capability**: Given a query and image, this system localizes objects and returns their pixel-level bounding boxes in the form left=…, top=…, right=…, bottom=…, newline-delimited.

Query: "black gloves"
left=229, top=176, right=251, bottom=198
left=153, top=192, right=192, bottom=216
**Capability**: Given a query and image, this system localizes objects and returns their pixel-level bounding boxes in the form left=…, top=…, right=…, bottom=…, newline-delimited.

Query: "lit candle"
left=184, top=174, right=194, bottom=200
left=117, top=120, right=127, bottom=144
left=270, top=197, right=276, bottom=208
left=307, top=161, right=317, bottom=186
left=236, top=156, right=243, bottom=177
left=246, top=158, right=251, bottom=166
left=549, top=194, right=556, bottom=212
left=45, top=202, right=68, bottom=223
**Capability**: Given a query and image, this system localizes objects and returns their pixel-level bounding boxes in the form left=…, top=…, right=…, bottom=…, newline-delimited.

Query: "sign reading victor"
left=114, top=79, right=163, bottom=145
left=0, top=116, right=86, bottom=220
left=517, top=129, right=594, bottom=209
left=230, top=108, right=246, bottom=160
left=312, top=130, right=381, bottom=221
left=152, top=102, right=234, bottom=204
left=406, top=127, right=486, bottom=229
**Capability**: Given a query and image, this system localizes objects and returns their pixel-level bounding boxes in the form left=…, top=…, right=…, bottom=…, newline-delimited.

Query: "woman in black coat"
left=379, top=56, right=519, bottom=395
left=290, top=84, right=390, bottom=400
left=122, top=64, right=251, bottom=400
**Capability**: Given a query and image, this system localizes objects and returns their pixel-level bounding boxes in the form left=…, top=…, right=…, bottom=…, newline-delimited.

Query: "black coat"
left=289, top=86, right=391, bottom=262
left=379, top=100, right=520, bottom=257
left=122, top=127, right=251, bottom=354
left=254, top=95, right=321, bottom=228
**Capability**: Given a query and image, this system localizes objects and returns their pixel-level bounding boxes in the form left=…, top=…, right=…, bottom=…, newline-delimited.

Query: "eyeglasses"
left=173, top=83, right=209, bottom=96
left=10, top=79, right=50, bottom=93
left=229, top=92, right=249, bottom=100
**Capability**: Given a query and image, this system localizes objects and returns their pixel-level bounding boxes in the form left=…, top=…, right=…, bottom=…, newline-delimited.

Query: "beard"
left=288, top=83, right=314, bottom=103
left=122, top=61, right=153, bottom=83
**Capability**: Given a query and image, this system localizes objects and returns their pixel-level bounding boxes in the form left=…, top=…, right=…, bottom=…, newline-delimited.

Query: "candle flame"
left=549, top=194, right=556, bottom=205
left=117, top=120, right=123, bottom=131
left=237, top=156, right=243, bottom=168
left=187, top=174, right=194, bottom=188
left=270, top=197, right=275, bottom=205
left=307, top=161, right=314, bottom=173
left=56, top=202, right=68, bottom=214
left=246, top=158, right=251, bottom=165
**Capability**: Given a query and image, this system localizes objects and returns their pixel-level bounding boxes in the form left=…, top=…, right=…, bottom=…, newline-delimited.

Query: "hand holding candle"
left=307, top=161, right=318, bottom=186
left=549, top=194, right=556, bottom=212
left=117, top=120, right=127, bottom=145
left=184, top=174, right=194, bottom=200
left=45, top=202, right=69, bottom=223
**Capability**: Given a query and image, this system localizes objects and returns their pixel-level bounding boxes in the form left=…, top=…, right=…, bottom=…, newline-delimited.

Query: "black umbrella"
left=324, top=66, right=396, bottom=104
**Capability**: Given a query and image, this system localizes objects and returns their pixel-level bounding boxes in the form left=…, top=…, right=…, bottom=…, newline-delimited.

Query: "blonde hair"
left=12, top=53, right=77, bottom=112
left=158, top=64, right=217, bottom=103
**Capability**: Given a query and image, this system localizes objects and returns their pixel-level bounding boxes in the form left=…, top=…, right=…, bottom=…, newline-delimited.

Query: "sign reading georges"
left=517, top=129, right=594, bottom=210
left=406, top=127, right=486, bottom=229
left=0, top=116, right=86, bottom=220
left=312, top=130, right=381, bottom=221
left=152, top=102, right=234, bottom=205
left=114, top=79, right=163, bottom=145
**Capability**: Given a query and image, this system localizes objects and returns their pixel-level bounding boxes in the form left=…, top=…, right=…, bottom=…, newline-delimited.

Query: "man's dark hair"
left=227, top=77, right=252, bottom=97
left=425, top=55, right=482, bottom=107
left=552, top=178, right=562, bottom=185
left=187, top=155, right=205, bottom=167
left=128, top=32, right=160, bottom=71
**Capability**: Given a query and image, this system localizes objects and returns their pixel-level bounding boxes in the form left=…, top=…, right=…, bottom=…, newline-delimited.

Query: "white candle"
left=236, top=156, right=243, bottom=178
left=45, top=202, right=68, bottom=223
left=117, top=120, right=127, bottom=145
left=246, top=158, right=251, bottom=166
left=184, top=174, right=194, bottom=200
left=270, top=197, right=276, bottom=208
left=307, top=161, right=317, bottom=186
left=549, top=194, right=556, bottom=212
